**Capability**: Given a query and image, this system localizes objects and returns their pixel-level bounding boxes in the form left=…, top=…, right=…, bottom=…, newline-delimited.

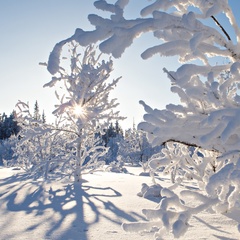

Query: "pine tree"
left=42, top=110, right=46, bottom=123
left=115, top=120, right=123, bottom=136
left=0, top=111, right=20, bottom=140
left=101, top=121, right=124, bottom=164
left=33, top=101, right=41, bottom=121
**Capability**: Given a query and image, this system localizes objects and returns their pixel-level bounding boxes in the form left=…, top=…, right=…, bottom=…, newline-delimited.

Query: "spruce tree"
left=0, top=111, right=20, bottom=140
left=42, top=110, right=46, bottom=123
left=33, top=101, right=41, bottom=121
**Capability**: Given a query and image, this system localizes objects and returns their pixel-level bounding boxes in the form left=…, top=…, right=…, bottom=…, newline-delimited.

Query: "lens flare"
left=72, top=105, right=86, bottom=117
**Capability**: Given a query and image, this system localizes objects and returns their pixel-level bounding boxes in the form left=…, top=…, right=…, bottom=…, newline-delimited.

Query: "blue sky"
left=0, top=0, right=239, bottom=129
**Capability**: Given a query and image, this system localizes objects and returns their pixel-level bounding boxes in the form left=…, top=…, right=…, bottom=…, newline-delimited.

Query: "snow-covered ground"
left=0, top=166, right=239, bottom=240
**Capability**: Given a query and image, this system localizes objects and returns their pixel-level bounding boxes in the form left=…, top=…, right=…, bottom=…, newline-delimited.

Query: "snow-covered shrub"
left=13, top=102, right=65, bottom=179
left=149, top=142, right=219, bottom=188
left=123, top=185, right=219, bottom=239
left=104, top=134, right=122, bottom=164
left=139, top=161, right=150, bottom=174
left=105, top=156, right=128, bottom=173
left=101, top=121, right=124, bottom=164
left=14, top=101, right=108, bottom=180
left=137, top=183, right=162, bottom=199
left=206, top=156, right=240, bottom=213
left=118, top=128, right=158, bottom=167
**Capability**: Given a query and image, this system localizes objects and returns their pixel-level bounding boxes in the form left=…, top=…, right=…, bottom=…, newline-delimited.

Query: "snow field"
left=0, top=167, right=239, bottom=240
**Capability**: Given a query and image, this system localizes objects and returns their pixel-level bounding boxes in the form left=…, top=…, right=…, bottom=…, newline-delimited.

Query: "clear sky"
left=0, top=0, right=239, bottom=129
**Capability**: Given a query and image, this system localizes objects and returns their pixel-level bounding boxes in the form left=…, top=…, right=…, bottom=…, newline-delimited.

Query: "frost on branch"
left=48, top=0, right=240, bottom=74
left=13, top=102, right=64, bottom=179
left=206, top=157, right=240, bottom=213
left=148, top=142, right=219, bottom=189
left=123, top=185, right=219, bottom=239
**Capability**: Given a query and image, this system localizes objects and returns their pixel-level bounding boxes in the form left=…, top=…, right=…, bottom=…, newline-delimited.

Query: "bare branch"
left=162, top=139, right=219, bottom=153
left=211, top=16, right=231, bottom=41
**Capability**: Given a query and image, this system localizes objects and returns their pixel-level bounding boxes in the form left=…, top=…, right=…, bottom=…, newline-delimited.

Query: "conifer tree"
left=42, top=110, right=46, bottom=123
left=33, top=101, right=41, bottom=121
left=0, top=111, right=20, bottom=140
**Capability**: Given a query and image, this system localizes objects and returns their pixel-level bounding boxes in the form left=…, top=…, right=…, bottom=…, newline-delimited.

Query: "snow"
left=0, top=166, right=240, bottom=240
left=94, top=1, right=117, bottom=13
left=47, top=41, right=65, bottom=75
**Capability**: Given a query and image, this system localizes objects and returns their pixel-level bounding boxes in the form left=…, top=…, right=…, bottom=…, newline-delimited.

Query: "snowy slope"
left=0, top=167, right=239, bottom=240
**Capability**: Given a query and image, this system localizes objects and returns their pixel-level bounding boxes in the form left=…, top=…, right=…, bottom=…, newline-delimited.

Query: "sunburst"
left=72, top=104, right=86, bottom=118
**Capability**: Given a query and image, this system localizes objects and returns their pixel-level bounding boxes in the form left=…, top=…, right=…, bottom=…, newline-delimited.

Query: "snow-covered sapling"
left=44, top=43, right=124, bottom=181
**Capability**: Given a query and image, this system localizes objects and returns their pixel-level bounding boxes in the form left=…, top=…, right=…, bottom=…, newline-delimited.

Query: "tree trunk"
left=74, top=139, right=82, bottom=182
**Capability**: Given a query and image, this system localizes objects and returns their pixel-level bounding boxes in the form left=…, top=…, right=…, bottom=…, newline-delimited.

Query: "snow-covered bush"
left=105, top=156, right=128, bottom=173
left=118, top=128, right=158, bottom=167
left=137, top=183, right=162, bottom=199
left=149, top=142, right=219, bottom=188
left=123, top=184, right=220, bottom=239
left=46, top=0, right=240, bottom=238
left=13, top=102, right=66, bottom=179
left=206, top=155, right=240, bottom=213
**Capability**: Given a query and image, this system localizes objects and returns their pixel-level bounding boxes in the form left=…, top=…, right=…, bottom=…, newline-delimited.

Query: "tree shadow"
left=141, top=195, right=162, bottom=203
left=224, top=209, right=240, bottom=223
left=212, top=235, right=238, bottom=240
left=0, top=171, right=31, bottom=199
left=193, top=216, right=230, bottom=234
left=192, top=215, right=239, bottom=240
left=0, top=174, right=145, bottom=240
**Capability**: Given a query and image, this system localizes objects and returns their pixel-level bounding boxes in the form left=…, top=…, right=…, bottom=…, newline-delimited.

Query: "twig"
left=211, top=16, right=231, bottom=41
left=162, top=139, right=219, bottom=153
left=163, top=67, right=176, bottom=81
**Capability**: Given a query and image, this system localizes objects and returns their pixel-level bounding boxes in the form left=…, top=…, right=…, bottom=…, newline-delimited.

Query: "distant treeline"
left=0, top=112, right=20, bottom=140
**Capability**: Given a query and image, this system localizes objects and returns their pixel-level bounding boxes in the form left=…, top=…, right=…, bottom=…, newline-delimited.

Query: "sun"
left=72, top=104, right=86, bottom=117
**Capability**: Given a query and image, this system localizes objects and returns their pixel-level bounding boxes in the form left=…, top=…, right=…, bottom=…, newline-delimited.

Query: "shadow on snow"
left=0, top=173, right=144, bottom=240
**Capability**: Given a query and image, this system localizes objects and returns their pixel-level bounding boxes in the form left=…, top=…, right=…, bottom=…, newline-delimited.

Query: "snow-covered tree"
left=45, top=0, right=240, bottom=238
left=43, top=43, right=124, bottom=182
left=0, top=136, right=18, bottom=166
left=0, top=111, right=20, bottom=140
left=118, top=127, right=157, bottom=168
left=13, top=44, right=123, bottom=181
left=33, top=100, right=41, bottom=121
left=102, top=121, right=123, bottom=146
left=42, top=110, right=46, bottom=123
left=149, top=142, right=218, bottom=187
left=33, top=100, right=46, bottom=123
left=0, top=111, right=20, bottom=165
left=101, top=121, right=124, bottom=164
left=13, top=102, right=61, bottom=179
